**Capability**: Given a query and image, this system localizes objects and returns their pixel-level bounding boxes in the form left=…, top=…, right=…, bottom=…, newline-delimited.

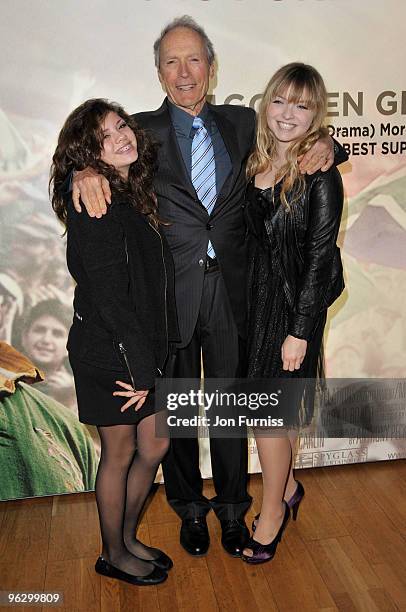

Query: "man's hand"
left=113, top=380, right=149, bottom=412
left=281, top=335, right=307, bottom=372
left=72, top=167, right=111, bottom=218
left=298, top=135, right=334, bottom=175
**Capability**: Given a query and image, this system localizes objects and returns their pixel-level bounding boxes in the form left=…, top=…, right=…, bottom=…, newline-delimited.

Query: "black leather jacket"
left=245, top=166, right=345, bottom=341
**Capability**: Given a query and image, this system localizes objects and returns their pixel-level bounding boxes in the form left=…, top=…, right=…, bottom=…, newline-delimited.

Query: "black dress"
left=66, top=195, right=180, bottom=427
left=246, top=180, right=327, bottom=426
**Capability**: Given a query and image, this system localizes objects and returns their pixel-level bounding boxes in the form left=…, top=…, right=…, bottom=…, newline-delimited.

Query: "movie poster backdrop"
left=0, top=0, right=405, bottom=500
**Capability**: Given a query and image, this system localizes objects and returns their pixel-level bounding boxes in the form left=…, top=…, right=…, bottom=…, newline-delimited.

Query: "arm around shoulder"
left=332, top=138, right=349, bottom=166
left=72, top=168, right=112, bottom=216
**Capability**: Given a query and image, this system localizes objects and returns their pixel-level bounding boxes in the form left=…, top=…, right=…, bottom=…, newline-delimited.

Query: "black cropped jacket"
left=245, top=166, right=345, bottom=341
left=66, top=195, right=180, bottom=389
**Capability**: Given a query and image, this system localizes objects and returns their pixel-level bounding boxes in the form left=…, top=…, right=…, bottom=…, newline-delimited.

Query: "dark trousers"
left=162, top=268, right=251, bottom=520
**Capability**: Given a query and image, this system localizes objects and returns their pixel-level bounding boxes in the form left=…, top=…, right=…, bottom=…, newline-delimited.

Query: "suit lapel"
left=150, top=99, right=198, bottom=202
left=208, top=103, right=241, bottom=205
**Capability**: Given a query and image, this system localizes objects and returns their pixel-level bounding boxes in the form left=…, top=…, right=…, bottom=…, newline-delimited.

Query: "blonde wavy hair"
left=247, top=62, right=328, bottom=209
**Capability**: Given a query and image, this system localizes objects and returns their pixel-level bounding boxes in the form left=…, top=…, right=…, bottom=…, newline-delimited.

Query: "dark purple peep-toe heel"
left=251, top=480, right=305, bottom=531
left=243, top=502, right=290, bottom=564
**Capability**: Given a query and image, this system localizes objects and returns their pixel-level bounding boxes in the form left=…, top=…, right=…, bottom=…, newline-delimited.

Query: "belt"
left=205, top=256, right=219, bottom=273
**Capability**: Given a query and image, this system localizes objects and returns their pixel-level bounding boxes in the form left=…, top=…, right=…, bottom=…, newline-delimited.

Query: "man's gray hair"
left=153, top=15, right=215, bottom=68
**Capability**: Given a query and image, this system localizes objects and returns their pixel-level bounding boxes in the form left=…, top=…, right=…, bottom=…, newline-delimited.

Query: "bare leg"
left=251, top=429, right=300, bottom=532
left=123, top=411, right=169, bottom=560
left=243, top=432, right=291, bottom=556
left=96, top=424, right=153, bottom=576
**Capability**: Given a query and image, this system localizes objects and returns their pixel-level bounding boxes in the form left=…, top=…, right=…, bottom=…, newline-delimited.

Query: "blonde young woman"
left=242, top=63, right=345, bottom=563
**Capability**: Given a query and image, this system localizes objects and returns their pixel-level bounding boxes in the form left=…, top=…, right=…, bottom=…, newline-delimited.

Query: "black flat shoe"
left=242, top=502, right=290, bottom=565
left=220, top=519, right=250, bottom=557
left=95, top=556, right=167, bottom=586
left=136, top=550, right=173, bottom=571
left=180, top=517, right=209, bottom=556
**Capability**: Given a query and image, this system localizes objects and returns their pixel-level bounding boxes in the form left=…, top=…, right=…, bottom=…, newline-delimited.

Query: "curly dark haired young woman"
left=50, top=99, right=180, bottom=586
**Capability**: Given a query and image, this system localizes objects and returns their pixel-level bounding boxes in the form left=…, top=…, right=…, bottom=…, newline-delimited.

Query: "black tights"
left=96, top=411, right=169, bottom=575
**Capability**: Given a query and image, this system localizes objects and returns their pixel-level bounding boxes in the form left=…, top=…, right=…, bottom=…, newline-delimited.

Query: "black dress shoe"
left=180, top=517, right=210, bottom=556
left=220, top=519, right=250, bottom=557
left=95, top=556, right=167, bottom=586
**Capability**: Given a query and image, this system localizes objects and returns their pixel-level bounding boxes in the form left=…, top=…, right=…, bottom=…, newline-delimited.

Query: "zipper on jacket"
left=148, top=222, right=168, bottom=372
left=118, top=342, right=136, bottom=390
left=120, top=237, right=135, bottom=387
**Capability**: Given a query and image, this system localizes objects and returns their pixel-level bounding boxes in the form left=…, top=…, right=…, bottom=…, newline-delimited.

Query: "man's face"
left=158, top=27, right=214, bottom=116
left=22, top=314, right=67, bottom=369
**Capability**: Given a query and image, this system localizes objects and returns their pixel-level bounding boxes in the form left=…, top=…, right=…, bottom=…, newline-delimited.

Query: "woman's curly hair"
left=50, top=98, right=159, bottom=226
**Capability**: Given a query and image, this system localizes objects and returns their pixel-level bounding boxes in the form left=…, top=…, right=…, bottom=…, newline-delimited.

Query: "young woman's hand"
left=113, top=380, right=149, bottom=412
left=72, top=168, right=111, bottom=217
left=281, top=335, right=307, bottom=371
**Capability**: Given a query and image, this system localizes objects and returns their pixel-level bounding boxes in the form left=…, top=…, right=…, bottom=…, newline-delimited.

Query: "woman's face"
left=266, top=86, right=316, bottom=147
left=100, top=111, right=138, bottom=178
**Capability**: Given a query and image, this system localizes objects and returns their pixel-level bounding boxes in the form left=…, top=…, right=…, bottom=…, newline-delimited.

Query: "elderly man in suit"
left=72, top=15, right=339, bottom=557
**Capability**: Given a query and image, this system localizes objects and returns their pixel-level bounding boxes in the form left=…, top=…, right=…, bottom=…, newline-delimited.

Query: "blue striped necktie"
left=191, top=117, right=216, bottom=258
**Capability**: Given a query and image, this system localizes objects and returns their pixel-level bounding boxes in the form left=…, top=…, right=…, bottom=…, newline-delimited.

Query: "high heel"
left=289, top=480, right=305, bottom=521
left=95, top=556, right=167, bottom=586
left=252, top=480, right=304, bottom=531
left=251, top=513, right=260, bottom=532
left=242, top=502, right=290, bottom=564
